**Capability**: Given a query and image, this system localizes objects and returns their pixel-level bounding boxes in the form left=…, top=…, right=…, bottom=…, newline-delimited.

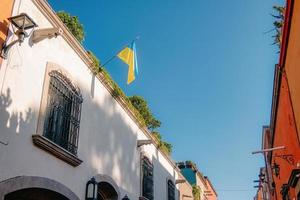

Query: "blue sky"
left=49, top=0, right=283, bottom=199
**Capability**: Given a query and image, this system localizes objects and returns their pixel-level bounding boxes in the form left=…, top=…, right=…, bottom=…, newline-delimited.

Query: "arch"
left=0, top=176, right=79, bottom=200
left=94, top=174, right=120, bottom=199
left=97, top=182, right=118, bottom=200
left=4, top=188, right=68, bottom=200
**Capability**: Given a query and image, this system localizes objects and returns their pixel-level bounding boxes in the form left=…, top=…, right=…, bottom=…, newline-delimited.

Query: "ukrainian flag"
left=117, top=42, right=138, bottom=84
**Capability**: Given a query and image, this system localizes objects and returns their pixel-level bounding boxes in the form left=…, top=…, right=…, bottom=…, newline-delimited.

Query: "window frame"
left=167, top=179, right=175, bottom=200
left=141, top=156, right=154, bottom=200
left=43, top=70, right=82, bottom=155
left=33, top=62, right=83, bottom=166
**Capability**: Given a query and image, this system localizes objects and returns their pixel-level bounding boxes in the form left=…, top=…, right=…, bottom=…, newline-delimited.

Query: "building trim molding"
left=32, top=134, right=83, bottom=166
left=0, top=176, right=80, bottom=200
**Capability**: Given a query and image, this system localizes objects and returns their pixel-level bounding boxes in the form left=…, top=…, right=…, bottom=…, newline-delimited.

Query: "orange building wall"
left=272, top=73, right=300, bottom=199
left=204, top=178, right=217, bottom=200
left=285, top=0, right=300, bottom=142
left=257, top=189, right=263, bottom=200
left=0, top=0, right=15, bottom=65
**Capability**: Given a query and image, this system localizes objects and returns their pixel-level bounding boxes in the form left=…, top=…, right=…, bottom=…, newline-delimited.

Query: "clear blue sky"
left=49, top=0, right=283, bottom=199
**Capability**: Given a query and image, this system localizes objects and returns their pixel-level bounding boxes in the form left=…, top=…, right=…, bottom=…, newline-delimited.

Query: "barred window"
left=167, top=180, right=175, bottom=200
left=142, top=157, right=154, bottom=200
left=43, top=70, right=82, bottom=155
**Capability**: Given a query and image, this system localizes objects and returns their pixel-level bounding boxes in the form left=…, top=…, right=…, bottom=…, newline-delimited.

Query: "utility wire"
left=217, top=189, right=256, bottom=192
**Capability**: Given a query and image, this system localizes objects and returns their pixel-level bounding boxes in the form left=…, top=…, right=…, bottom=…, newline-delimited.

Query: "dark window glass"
left=142, top=157, right=154, bottom=200
left=43, top=71, right=82, bottom=155
left=167, top=180, right=175, bottom=200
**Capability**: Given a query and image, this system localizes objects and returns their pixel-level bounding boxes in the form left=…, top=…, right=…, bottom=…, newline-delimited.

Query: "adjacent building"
left=177, top=161, right=217, bottom=200
left=256, top=0, right=300, bottom=199
left=203, top=177, right=217, bottom=200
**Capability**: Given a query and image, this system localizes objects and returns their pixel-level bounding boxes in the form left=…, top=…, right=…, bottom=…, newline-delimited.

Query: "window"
left=281, top=184, right=290, bottom=200
left=142, top=156, right=154, bottom=200
left=43, top=70, right=82, bottom=155
left=167, top=180, right=175, bottom=200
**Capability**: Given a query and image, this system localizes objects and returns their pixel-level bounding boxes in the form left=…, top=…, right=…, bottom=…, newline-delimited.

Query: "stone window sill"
left=32, top=134, right=82, bottom=167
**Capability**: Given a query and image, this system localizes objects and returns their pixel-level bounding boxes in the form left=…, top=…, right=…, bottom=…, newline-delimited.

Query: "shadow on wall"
left=152, top=152, right=179, bottom=200
left=0, top=80, right=174, bottom=198
left=0, top=88, right=36, bottom=149
left=83, top=78, right=182, bottom=198
left=80, top=85, right=141, bottom=197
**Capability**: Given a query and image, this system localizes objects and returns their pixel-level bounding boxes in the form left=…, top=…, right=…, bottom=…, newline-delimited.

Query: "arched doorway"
left=97, top=182, right=118, bottom=200
left=4, top=188, right=69, bottom=200
left=0, top=176, right=80, bottom=200
left=94, top=174, right=120, bottom=200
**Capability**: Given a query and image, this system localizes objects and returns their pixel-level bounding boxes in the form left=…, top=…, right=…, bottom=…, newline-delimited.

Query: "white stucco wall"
left=0, top=0, right=182, bottom=199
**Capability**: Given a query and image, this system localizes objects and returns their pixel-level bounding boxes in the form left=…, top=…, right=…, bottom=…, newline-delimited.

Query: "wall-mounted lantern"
left=259, top=172, right=265, bottom=182
left=1, top=13, right=37, bottom=59
left=272, top=162, right=280, bottom=177
left=122, top=195, right=130, bottom=200
left=86, top=177, right=98, bottom=200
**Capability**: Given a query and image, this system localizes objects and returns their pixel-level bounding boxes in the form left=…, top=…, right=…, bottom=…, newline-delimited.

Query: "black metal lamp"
left=86, top=177, right=98, bottom=200
left=272, top=162, right=280, bottom=177
left=259, top=172, right=265, bottom=182
left=122, top=195, right=130, bottom=200
left=1, top=13, right=37, bottom=59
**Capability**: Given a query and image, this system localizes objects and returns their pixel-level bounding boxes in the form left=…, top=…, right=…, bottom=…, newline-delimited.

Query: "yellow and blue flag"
left=117, top=42, right=139, bottom=84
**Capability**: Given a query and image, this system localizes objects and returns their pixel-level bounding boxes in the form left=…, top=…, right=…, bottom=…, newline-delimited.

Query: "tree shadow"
left=0, top=82, right=178, bottom=199
left=80, top=91, right=140, bottom=197
left=0, top=88, right=35, bottom=149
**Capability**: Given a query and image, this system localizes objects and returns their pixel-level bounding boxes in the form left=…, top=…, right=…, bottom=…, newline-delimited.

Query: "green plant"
left=129, top=95, right=161, bottom=131
left=87, top=51, right=102, bottom=74
left=192, top=185, right=201, bottom=200
left=272, top=5, right=285, bottom=48
left=152, top=131, right=173, bottom=155
left=99, top=68, right=146, bottom=126
left=160, top=141, right=172, bottom=155
left=57, top=11, right=85, bottom=43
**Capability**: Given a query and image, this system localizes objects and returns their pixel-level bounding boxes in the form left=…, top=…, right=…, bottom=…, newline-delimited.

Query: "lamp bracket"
left=32, top=27, right=63, bottom=44
left=1, top=38, right=21, bottom=59
left=251, top=146, right=285, bottom=154
left=137, top=139, right=152, bottom=147
left=175, top=179, right=186, bottom=184
left=1, top=29, right=30, bottom=59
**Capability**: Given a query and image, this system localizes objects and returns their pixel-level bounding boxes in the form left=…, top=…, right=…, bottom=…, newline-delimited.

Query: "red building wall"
left=271, top=72, right=300, bottom=199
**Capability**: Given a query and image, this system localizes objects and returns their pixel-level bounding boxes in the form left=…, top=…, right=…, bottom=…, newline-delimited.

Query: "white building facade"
left=0, top=0, right=190, bottom=199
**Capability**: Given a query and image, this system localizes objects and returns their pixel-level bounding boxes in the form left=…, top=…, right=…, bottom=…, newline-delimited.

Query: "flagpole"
left=99, top=36, right=140, bottom=68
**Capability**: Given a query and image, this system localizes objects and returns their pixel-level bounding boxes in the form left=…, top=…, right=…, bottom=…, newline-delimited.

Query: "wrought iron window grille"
left=142, top=157, right=154, bottom=200
left=167, top=180, right=175, bottom=200
left=43, top=70, right=82, bottom=155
